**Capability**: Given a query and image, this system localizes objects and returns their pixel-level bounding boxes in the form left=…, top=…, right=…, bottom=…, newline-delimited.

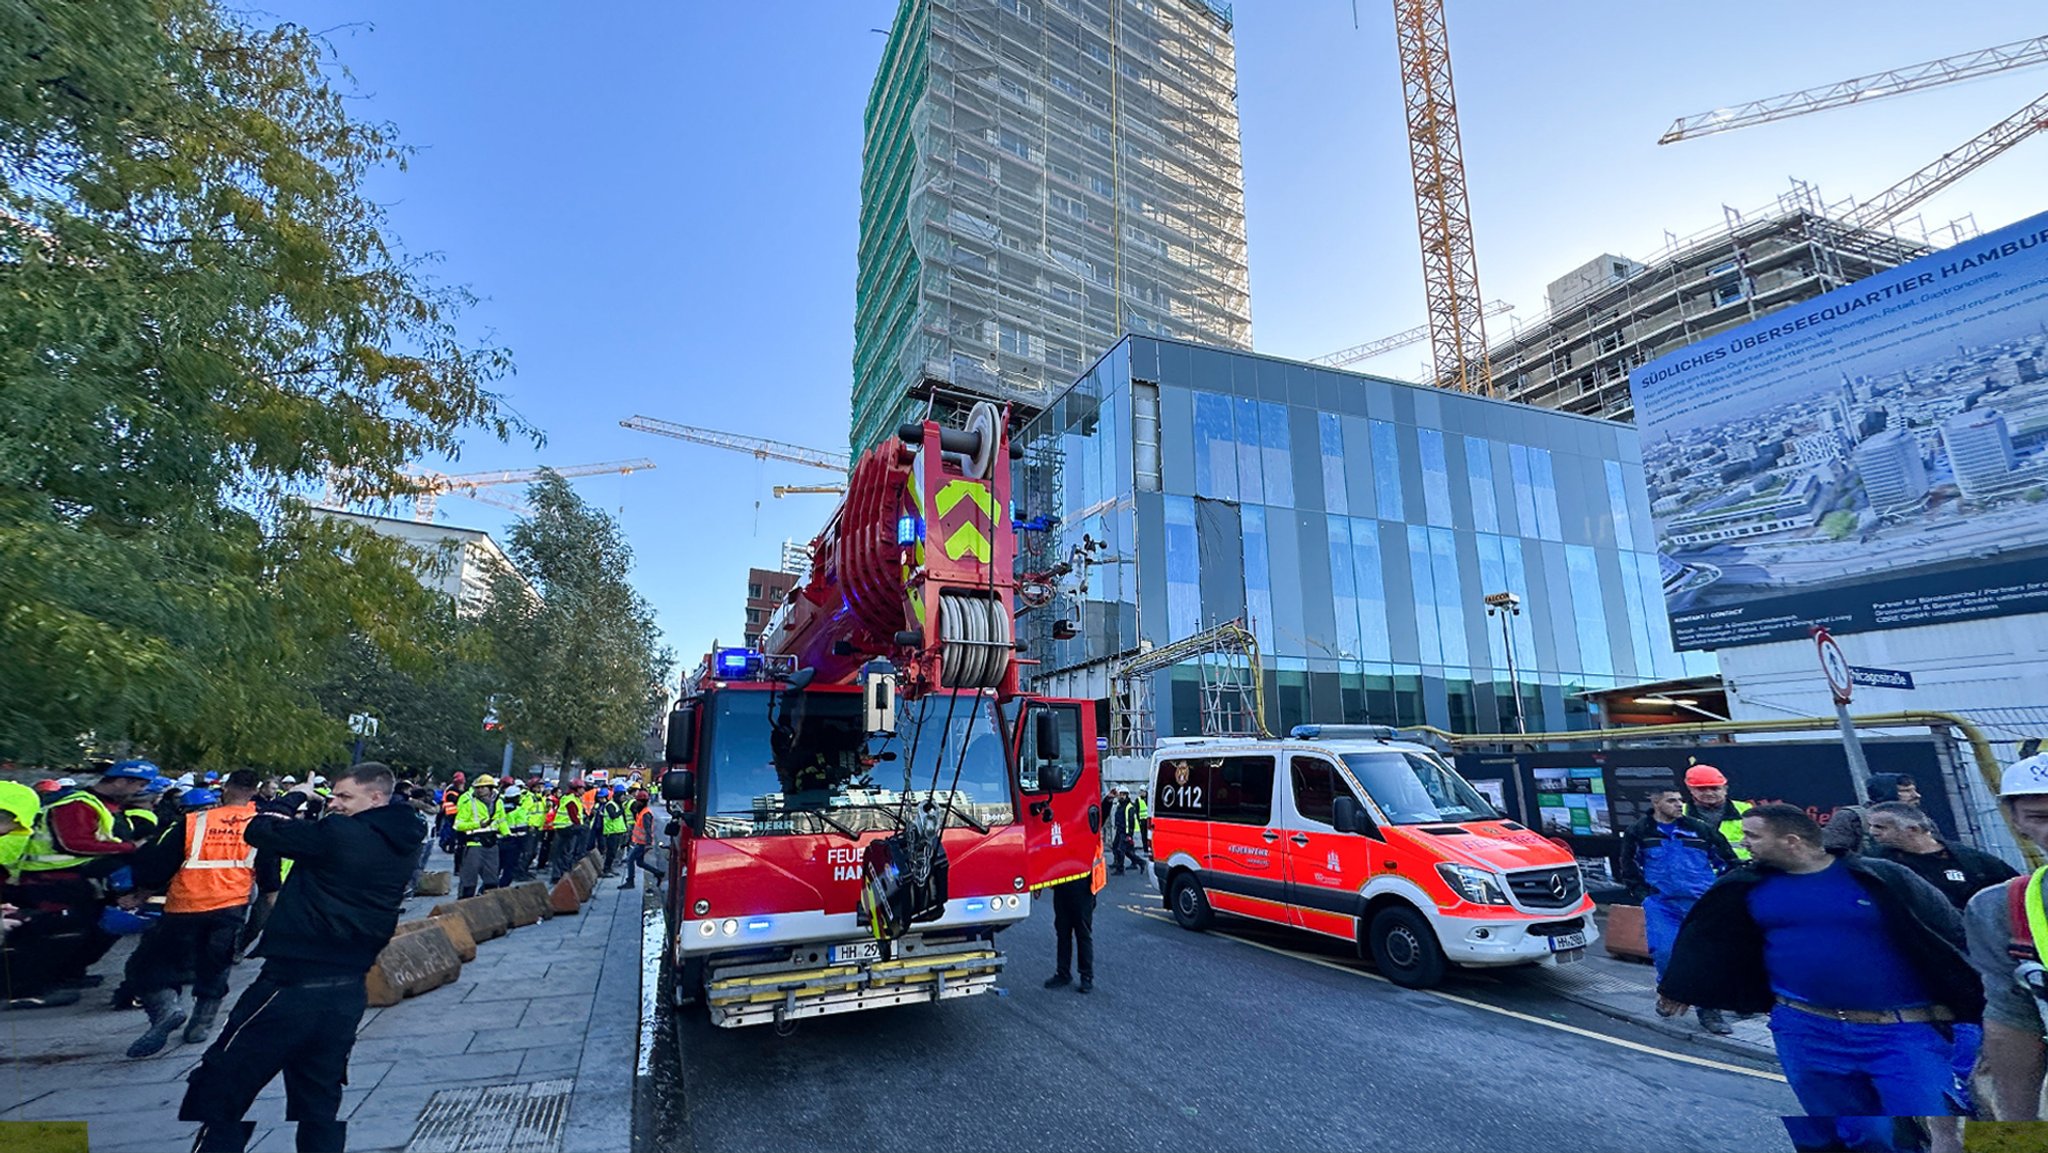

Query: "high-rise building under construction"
left=851, top=0, right=1252, bottom=456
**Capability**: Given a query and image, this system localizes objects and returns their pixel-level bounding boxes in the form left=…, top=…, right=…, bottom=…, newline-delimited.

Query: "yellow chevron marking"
left=934, top=479, right=996, bottom=521
left=943, top=521, right=992, bottom=562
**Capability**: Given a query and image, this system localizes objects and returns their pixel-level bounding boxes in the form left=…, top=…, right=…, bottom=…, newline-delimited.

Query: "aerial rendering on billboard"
left=1630, top=210, right=2048, bottom=650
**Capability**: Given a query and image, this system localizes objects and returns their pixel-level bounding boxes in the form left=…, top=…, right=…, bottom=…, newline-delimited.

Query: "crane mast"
left=1392, top=0, right=1494, bottom=396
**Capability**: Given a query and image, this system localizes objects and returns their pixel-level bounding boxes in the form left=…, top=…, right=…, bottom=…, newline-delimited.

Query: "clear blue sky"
left=296, top=1, right=2046, bottom=664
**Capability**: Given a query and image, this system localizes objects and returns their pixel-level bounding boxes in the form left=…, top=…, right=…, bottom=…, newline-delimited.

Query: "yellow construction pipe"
left=1407, top=711, right=2039, bottom=867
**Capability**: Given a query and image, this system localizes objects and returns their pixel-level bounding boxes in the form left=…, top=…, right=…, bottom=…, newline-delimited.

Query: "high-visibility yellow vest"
left=165, top=803, right=259, bottom=914
left=17, top=791, right=121, bottom=873
left=455, top=792, right=505, bottom=837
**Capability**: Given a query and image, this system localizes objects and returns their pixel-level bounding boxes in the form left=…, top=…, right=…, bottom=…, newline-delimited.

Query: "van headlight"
left=1436, top=863, right=1510, bottom=906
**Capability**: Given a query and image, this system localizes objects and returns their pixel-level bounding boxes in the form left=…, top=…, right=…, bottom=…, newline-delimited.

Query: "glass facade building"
left=1014, top=337, right=1715, bottom=737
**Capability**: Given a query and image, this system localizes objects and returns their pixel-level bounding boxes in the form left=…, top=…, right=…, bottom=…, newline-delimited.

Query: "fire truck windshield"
left=700, top=689, right=1014, bottom=838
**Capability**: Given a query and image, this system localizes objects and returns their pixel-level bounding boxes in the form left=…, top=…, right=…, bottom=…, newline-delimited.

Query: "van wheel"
left=1367, top=906, right=1447, bottom=989
left=1169, top=875, right=1213, bottom=931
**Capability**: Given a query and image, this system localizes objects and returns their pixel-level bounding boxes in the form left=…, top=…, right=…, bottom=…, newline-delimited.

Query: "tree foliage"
left=478, top=472, right=671, bottom=773
left=0, top=2, right=530, bottom=765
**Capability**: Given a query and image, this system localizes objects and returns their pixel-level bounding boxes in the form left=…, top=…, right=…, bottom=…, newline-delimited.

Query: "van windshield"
left=1340, top=751, right=1494, bottom=826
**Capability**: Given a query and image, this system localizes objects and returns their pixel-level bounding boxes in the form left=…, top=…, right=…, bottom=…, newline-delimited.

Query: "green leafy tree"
left=311, top=623, right=501, bottom=782
left=0, top=2, right=531, bottom=765
left=478, top=473, right=671, bottom=777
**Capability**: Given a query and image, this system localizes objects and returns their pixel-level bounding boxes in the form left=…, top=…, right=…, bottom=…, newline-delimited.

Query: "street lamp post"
left=1484, top=592, right=1526, bottom=734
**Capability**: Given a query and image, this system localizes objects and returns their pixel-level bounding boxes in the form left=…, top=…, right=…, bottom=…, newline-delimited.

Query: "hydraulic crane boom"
left=621, top=415, right=849, bottom=474
left=1660, top=34, right=2048, bottom=145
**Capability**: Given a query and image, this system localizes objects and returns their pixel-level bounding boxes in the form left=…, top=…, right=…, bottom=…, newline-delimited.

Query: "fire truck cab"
left=1150, top=724, right=1595, bottom=988
left=658, top=650, right=1100, bottom=1027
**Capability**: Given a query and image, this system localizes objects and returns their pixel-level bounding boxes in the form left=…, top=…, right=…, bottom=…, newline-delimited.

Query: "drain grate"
left=405, top=1079, right=574, bottom=1152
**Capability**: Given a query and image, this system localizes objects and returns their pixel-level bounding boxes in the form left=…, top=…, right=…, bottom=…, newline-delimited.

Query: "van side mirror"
left=1333, top=795, right=1378, bottom=839
left=660, top=769, right=696, bottom=805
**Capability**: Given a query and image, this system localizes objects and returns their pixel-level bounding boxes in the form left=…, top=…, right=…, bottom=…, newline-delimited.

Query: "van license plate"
left=1548, top=931, right=1588, bottom=952
left=829, top=941, right=882, bottom=965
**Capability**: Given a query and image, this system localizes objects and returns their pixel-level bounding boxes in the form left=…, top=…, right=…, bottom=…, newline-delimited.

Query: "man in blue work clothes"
left=1619, top=787, right=1738, bottom=1034
left=1656, top=803, right=1981, bottom=1152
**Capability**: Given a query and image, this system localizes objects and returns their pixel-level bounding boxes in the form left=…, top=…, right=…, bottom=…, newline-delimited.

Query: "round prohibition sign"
left=1814, top=628, right=1853, bottom=706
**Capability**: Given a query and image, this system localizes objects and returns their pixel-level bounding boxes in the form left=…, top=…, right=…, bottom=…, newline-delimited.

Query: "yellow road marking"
left=1127, top=906, right=1786, bottom=1084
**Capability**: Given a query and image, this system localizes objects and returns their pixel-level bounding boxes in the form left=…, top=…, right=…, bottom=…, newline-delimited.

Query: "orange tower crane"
left=1393, top=0, right=1494, bottom=395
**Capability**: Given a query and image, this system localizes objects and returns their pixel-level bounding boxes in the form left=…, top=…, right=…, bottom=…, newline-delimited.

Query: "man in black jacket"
left=179, top=762, right=423, bottom=1153
left=1656, top=803, right=1980, bottom=1152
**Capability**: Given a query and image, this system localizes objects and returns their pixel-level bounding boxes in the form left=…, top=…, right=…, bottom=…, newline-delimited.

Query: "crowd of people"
left=0, top=758, right=664, bottom=1151
left=1634, top=761, right=2048, bottom=1151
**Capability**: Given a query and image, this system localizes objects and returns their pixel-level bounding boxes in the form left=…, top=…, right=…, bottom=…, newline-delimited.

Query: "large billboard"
left=1629, top=211, right=2048, bottom=650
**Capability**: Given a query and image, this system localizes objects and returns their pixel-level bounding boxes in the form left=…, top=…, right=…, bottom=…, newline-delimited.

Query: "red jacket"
left=49, top=792, right=140, bottom=857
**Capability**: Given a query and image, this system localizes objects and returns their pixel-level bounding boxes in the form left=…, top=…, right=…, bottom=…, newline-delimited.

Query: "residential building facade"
left=744, top=566, right=798, bottom=650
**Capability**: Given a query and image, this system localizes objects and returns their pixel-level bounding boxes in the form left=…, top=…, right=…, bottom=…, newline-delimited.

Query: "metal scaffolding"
left=1109, top=619, right=1270, bottom=756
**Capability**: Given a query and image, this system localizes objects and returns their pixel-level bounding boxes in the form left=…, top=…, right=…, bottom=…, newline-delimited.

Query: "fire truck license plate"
left=830, top=941, right=882, bottom=965
left=1548, top=931, right=1588, bottom=953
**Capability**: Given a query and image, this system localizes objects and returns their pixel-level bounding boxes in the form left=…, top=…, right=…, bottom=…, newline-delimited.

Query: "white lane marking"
left=1126, top=905, right=1786, bottom=1084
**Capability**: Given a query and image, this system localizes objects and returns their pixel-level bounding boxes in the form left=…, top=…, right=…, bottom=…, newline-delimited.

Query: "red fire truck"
left=657, top=402, right=1101, bottom=1028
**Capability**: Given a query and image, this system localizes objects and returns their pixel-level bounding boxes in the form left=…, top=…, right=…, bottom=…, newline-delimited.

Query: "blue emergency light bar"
left=896, top=515, right=921, bottom=545
left=715, top=647, right=758, bottom=676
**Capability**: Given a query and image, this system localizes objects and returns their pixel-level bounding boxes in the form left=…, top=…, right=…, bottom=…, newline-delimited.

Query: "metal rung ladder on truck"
left=656, top=400, right=1103, bottom=1028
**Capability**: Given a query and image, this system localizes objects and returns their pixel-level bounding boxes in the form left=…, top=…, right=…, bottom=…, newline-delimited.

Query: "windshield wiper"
left=926, top=796, right=989, bottom=834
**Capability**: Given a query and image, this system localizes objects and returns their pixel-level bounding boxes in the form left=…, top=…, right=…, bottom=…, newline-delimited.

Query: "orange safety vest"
left=630, top=809, right=652, bottom=847
left=440, top=792, right=459, bottom=817
left=1089, top=847, right=1107, bottom=895
left=165, top=802, right=259, bottom=914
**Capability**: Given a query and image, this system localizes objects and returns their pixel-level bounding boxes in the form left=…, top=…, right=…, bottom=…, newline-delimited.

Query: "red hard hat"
left=33, top=779, right=61, bottom=793
left=1684, top=765, right=1727, bottom=788
left=452, top=771, right=466, bottom=781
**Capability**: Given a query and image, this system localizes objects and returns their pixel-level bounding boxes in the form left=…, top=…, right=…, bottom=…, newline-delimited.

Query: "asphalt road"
left=650, top=871, right=1798, bottom=1153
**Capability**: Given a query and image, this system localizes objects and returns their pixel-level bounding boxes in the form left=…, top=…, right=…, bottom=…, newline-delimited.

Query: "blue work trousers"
left=1769, top=1005, right=1950, bottom=1152
left=1642, top=894, right=1694, bottom=980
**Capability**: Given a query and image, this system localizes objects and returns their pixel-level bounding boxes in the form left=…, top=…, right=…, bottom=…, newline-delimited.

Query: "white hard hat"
left=57, top=777, right=77, bottom=787
left=503, top=784, right=523, bottom=798
left=177, top=773, right=197, bottom=787
left=2000, top=753, right=2048, bottom=798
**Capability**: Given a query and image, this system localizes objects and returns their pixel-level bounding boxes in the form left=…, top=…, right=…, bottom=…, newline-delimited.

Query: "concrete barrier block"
left=432, top=894, right=510, bottom=944
left=570, top=860, right=597, bottom=901
left=549, top=875, right=583, bottom=915
left=427, top=903, right=478, bottom=961
left=513, top=880, right=555, bottom=921
left=499, top=881, right=550, bottom=927
left=414, top=870, right=452, bottom=897
left=367, top=919, right=462, bottom=1007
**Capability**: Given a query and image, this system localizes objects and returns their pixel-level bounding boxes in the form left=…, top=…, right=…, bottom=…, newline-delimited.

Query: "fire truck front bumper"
left=702, top=932, right=1004, bottom=1028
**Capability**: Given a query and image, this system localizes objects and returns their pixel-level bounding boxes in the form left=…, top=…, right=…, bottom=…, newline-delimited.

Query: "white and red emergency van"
left=1150, top=724, right=1596, bottom=988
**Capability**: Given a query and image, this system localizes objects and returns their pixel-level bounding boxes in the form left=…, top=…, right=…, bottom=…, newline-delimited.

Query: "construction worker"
left=453, top=776, right=506, bottom=898
left=1134, top=788, right=1152, bottom=853
left=1964, top=753, right=2048, bottom=1121
left=1, top=779, right=96, bottom=1010
left=498, top=783, right=533, bottom=887
left=598, top=786, right=628, bottom=877
left=621, top=793, right=660, bottom=889
left=123, top=772, right=261, bottom=1057
left=578, top=779, right=602, bottom=857
left=1681, top=764, right=1752, bottom=859
left=438, top=775, right=462, bottom=856
left=10, top=760, right=156, bottom=987
left=549, top=785, right=586, bottom=883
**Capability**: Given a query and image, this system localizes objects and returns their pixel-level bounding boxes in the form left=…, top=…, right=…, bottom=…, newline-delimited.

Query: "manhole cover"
left=405, top=1079, right=574, bottom=1152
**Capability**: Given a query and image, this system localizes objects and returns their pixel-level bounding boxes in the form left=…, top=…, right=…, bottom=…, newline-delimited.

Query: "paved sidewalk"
left=1500, top=907, right=1777, bottom=1066
left=0, top=844, right=649, bottom=1153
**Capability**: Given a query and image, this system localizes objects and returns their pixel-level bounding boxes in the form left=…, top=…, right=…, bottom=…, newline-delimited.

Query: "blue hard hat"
left=99, top=906, right=155, bottom=936
left=180, top=788, right=221, bottom=809
left=142, top=776, right=175, bottom=795
left=202, top=771, right=220, bottom=783
left=103, top=760, right=161, bottom=782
